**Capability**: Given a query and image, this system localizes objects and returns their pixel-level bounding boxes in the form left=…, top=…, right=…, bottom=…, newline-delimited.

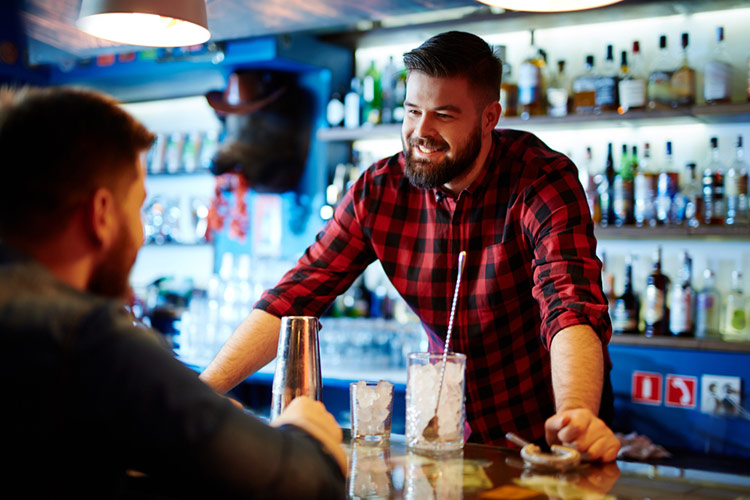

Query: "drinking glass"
left=350, top=380, right=394, bottom=444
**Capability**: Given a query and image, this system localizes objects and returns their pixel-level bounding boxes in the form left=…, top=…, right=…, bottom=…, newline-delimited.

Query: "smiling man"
left=201, top=31, right=621, bottom=462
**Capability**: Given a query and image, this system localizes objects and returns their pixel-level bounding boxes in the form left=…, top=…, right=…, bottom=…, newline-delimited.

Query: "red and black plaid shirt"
left=257, top=129, right=612, bottom=445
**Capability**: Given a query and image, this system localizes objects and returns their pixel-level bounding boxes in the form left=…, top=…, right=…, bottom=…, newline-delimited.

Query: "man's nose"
left=413, top=114, right=436, bottom=139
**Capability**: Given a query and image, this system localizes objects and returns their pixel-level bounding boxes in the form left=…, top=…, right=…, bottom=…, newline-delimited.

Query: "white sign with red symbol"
left=632, top=371, right=663, bottom=405
left=665, top=374, right=697, bottom=409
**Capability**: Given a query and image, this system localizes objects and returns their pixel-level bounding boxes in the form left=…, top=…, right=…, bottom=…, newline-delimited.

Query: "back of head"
left=402, top=31, right=502, bottom=108
left=0, top=86, right=154, bottom=243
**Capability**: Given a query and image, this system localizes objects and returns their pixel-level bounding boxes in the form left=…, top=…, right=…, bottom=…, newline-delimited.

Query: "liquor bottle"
left=613, top=144, right=634, bottom=226
left=682, top=162, right=702, bottom=228
left=634, top=142, right=657, bottom=227
left=703, top=136, right=725, bottom=225
left=573, top=55, right=597, bottom=115
left=618, top=42, right=647, bottom=113
left=583, top=146, right=601, bottom=224
left=546, top=60, right=570, bottom=117
left=669, top=251, right=694, bottom=337
left=704, top=27, right=733, bottom=105
left=648, top=35, right=677, bottom=110
left=518, top=30, right=547, bottom=119
left=695, top=268, right=721, bottom=339
left=599, top=142, right=616, bottom=227
left=725, top=135, right=749, bottom=225
left=656, top=141, right=677, bottom=225
left=498, top=45, right=519, bottom=118
left=722, top=270, right=747, bottom=342
left=362, top=60, right=383, bottom=125
left=644, top=245, right=670, bottom=337
left=595, top=44, right=618, bottom=113
left=613, top=254, right=640, bottom=334
left=380, top=56, right=399, bottom=124
left=344, top=77, right=362, bottom=129
left=671, top=33, right=696, bottom=107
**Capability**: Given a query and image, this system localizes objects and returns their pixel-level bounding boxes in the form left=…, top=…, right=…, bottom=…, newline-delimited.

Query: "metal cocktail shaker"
left=270, top=316, right=322, bottom=420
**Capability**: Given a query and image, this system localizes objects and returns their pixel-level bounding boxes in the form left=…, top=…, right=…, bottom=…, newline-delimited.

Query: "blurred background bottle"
left=546, top=59, right=570, bottom=117
left=595, top=43, right=619, bottom=113
left=671, top=32, right=696, bottom=107
left=703, top=136, right=726, bottom=225
left=725, top=135, right=749, bottom=225
left=644, top=245, right=670, bottom=337
left=722, top=270, right=747, bottom=342
left=498, top=45, right=519, bottom=118
left=573, top=55, right=597, bottom=115
left=704, top=26, right=732, bottom=105
left=669, top=250, right=694, bottom=337
left=518, top=30, right=547, bottom=119
left=634, top=142, right=656, bottom=227
left=648, top=34, right=677, bottom=110
left=613, top=254, right=640, bottom=334
left=695, top=268, right=721, bottom=339
left=599, top=142, right=617, bottom=227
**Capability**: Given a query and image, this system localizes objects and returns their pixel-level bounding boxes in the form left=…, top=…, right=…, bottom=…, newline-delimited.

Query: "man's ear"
left=87, top=187, right=118, bottom=248
left=483, top=100, right=502, bottom=134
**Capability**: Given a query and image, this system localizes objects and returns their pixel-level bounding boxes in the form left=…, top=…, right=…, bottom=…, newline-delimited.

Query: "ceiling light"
left=76, top=0, right=210, bottom=47
left=476, top=0, right=625, bottom=12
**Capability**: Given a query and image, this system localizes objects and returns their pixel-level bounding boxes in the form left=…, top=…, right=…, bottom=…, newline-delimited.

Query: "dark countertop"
left=345, top=433, right=750, bottom=499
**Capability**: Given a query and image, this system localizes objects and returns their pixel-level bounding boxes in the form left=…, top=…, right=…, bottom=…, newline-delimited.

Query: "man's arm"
left=546, top=325, right=620, bottom=462
left=199, top=309, right=281, bottom=394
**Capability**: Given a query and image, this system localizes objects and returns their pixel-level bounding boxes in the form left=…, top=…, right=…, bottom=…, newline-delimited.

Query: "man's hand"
left=545, top=407, right=620, bottom=462
left=271, top=396, right=347, bottom=474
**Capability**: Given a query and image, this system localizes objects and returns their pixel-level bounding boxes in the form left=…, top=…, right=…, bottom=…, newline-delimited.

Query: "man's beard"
left=88, top=220, right=139, bottom=300
left=402, top=126, right=482, bottom=190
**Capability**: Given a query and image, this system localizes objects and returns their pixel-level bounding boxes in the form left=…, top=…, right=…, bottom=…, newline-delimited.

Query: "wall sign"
left=665, top=374, right=697, bottom=409
left=632, top=371, right=663, bottom=405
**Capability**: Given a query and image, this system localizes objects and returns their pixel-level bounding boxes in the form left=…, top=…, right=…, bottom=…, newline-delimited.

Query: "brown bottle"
left=644, top=246, right=671, bottom=337
left=613, top=254, right=640, bottom=334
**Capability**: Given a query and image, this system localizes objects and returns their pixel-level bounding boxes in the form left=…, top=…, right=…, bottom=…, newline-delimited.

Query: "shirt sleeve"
left=520, top=158, right=612, bottom=351
left=256, top=175, right=377, bottom=318
left=80, top=305, right=345, bottom=499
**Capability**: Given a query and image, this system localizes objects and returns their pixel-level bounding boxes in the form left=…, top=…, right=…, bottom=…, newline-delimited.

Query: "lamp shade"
left=476, top=0, right=625, bottom=12
left=77, top=0, right=210, bottom=47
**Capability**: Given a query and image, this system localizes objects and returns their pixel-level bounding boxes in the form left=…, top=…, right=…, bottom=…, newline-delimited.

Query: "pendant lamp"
left=77, top=0, right=210, bottom=47
left=476, top=0, right=625, bottom=12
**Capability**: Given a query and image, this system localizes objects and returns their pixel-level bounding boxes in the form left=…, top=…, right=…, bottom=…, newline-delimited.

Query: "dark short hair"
left=0, top=86, right=155, bottom=241
left=403, top=31, right=502, bottom=107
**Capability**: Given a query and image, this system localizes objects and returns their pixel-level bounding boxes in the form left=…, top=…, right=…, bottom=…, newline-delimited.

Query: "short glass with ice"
left=406, top=352, right=466, bottom=453
left=350, top=380, right=394, bottom=444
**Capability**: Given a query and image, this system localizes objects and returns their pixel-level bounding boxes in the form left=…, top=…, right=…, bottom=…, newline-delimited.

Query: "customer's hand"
left=271, top=396, right=347, bottom=474
left=545, top=408, right=620, bottom=462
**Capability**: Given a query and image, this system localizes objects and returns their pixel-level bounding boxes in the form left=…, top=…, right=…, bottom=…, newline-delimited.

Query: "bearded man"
left=201, top=31, right=621, bottom=462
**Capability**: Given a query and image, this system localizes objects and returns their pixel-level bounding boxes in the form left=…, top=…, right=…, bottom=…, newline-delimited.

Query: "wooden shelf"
left=317, top=103, right=750, bottom=142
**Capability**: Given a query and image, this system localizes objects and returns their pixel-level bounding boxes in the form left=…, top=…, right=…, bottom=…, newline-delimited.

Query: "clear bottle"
left=547, top=60, right=570, bottom=117
left=634, top=142, right=657, bottom=227
left=380, top=55, right=399, bottom=124
left=704, top=26, right=733, bottom=105
left=596, top=44, right=619, bottom=113
left=618, top=41, right=647, bottom=113
left=648, top=35, right=677, bottom=110
left=722, top=270, right=747, bottom=341
left=344, top=77, right=362, bottom=129
left=669, top=251, right=694, bottom=337
left=518, top=30, right=547, bottom=119
left=703, top=136, right=726, bottom=225
left=725, top=135, right=749, bottom=225
left=695, top=268, right=721, bottom=339
left=613, top=254, right=640, bottom=334
left=573, top=55, right=597, bottom=115
left=671, top=33, right=696, bottom=107
left=644, top=245, right=670, bottom=337
left=656, top=141, right=677, bottom=225
left=682, top=163, right=702, bottom=228
left=498, top=45, right=519, bottom=118
left=599, top=142, right=617, bottom=227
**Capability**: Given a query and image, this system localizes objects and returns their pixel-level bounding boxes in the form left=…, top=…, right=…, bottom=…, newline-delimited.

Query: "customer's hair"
left=403, top=31, right=502, bottom=107
left=0, top=86, right=154, bottom=240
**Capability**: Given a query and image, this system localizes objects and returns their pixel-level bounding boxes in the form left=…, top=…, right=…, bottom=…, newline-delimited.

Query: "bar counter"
left=344, top=433, right=750, bottom=500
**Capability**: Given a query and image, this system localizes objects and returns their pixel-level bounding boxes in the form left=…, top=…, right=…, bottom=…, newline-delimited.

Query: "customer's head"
left=0, top=86, right=155, bottom=297
left=403, top=31, right=501, bottom=109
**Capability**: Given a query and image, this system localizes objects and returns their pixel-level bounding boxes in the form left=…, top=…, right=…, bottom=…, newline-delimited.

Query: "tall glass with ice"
left=406, top=352, right=466, bottom=453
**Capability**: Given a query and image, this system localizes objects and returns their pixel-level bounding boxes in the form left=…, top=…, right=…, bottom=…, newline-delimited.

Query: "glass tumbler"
left=350, top=380, right=395, bottom=444
left=405, top=352, right=466, bottom=453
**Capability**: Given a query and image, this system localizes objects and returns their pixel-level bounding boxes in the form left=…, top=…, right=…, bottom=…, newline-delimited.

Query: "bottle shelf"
left=317, top=102, right=750, bottom=142
left=595, top=225, right=750, bottom=240
left=610, top=333, right=750, bottom=353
